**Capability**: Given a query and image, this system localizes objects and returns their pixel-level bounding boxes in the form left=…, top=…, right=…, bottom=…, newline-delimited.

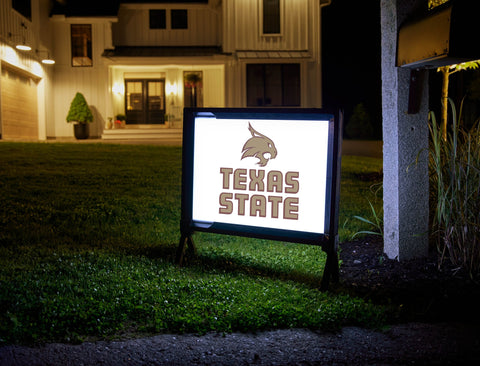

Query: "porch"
left=101, top=124, right=182, bottom=144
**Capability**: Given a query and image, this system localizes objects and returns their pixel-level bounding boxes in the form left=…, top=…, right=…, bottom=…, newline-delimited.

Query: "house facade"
left=0, top=0, right=330, bottom=141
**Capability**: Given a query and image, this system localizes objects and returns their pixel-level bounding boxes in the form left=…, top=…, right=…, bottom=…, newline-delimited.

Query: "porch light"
left=112, top=83, right=125, bottom=95
left=9, top=32, right=32, bottom=51
left=37, top=50, right=55, bottom=64
left=167, top=82, right=178, bottom=95
left=16, top=42, right=31, bottom=51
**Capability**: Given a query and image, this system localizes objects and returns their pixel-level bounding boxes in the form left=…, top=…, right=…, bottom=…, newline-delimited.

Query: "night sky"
left=322, top=0, right=382, bottom=139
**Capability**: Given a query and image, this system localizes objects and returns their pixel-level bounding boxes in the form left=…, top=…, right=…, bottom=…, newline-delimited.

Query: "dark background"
left=322, top=0, right=382, bottom=140
left=322, top=0, right=480, bottom=140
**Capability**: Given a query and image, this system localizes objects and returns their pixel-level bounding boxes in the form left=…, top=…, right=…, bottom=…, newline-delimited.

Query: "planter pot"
left=74, top=123, right=89, bottom=140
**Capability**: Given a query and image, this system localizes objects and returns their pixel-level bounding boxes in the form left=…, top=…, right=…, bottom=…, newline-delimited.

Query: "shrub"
left=429, top=99, right=480, bottom=278
left=345, top=103, right=374, bottom=140
left=66, top=93, right=93, bottom=124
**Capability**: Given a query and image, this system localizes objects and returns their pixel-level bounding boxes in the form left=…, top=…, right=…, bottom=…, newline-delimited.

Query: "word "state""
left=218, top=168, right=300, bottom=219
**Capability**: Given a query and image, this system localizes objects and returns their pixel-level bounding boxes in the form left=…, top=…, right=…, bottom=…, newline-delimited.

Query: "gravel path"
left=2, top=322, right=479, bottom=365
left=2, top=237, right=479, bottom=365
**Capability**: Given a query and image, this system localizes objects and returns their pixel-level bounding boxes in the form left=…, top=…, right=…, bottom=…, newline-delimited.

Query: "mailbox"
left=397, top=1, right=480, bottom=68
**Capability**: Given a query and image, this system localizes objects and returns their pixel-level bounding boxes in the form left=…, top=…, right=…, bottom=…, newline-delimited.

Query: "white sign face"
left=192, top=117, right=330, bottom=234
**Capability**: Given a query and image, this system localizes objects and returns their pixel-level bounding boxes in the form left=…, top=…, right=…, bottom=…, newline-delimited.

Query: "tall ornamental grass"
left=429, top=99, right=480, bottom=278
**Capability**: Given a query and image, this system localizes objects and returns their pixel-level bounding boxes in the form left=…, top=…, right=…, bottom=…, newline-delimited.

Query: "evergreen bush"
left=345, top=103, right=374, bottom=140
left=66, top=92, right=93, bottom=124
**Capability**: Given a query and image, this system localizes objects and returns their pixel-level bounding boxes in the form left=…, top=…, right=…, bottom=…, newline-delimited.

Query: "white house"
left=0, top=0, right=330, bottom=141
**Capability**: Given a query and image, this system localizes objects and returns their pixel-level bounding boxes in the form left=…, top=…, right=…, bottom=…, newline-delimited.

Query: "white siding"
left=52, top=67, right=108, bottom=138
left=203, top=67, right=224, bottom=107
left=112, top=5, right=221, bottom=46
left=223, top=0, right=314, bottom=52
left=51, top=20, right=112, bottom=137
left=0, top=0, right=55, bottom=140
left=222, top=0, right=324, bottom=108
left=0, top=0, right=36, bottom=52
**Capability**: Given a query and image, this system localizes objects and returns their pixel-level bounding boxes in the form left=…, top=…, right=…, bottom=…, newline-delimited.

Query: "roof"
left=50, top=0, right=208, bottom=17
left=119, top=1, right=208, bottom=3
left=236, top=51, right=312, bottom=59
left=51, top=0, right=121, bottom=17
left=102, top=46, right=224, bottom=58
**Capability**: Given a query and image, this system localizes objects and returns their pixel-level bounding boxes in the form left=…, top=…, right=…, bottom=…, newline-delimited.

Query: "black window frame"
left=71, top=24, right=93, bottom=67
left=247, top=63, right=301, bottom=107
left=171, top=9, right=188, bottom=29
left=262, top=0, right=281, bottom=35
left=149, top=9, right=166, bottom=29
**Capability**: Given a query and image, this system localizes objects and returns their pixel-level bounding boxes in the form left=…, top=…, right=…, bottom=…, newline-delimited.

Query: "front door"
left=246, top=64, right=300, bottom=107
left=125, top=79, right=165, bottom=124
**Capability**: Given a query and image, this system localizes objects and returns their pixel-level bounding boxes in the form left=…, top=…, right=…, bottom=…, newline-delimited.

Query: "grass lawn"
left=0, top=142, right=383, bottom=344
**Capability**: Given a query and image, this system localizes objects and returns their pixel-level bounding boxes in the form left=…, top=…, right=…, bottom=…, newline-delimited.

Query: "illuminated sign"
left=180, top=108, right=342, bottom=247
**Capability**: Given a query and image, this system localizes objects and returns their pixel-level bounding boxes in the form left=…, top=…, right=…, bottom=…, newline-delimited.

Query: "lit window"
left=71, top=25, right=92, bottom=67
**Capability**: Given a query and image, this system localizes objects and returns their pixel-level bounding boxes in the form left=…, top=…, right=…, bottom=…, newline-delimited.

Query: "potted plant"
left=184, top=72, right=202, bottom=107
left=66, top=92, right=93, bottom=139
left=115, top=114, right=126, bottom=128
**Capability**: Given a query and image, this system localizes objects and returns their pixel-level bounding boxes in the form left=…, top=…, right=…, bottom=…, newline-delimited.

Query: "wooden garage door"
left=1, top=65, right=38, bottom=140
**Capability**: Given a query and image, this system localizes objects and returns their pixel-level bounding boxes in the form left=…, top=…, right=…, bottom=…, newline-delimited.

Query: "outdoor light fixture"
left=397, top=1, right=480, bottom=68
left=167, top=82, right=178, bottom=95
left=16, top=42, right=31, bottom=51
left=37, top=50, right=55, bottom=65
left=112, top=82, right=124, bottom=95
left=9, top=27, right=32, bottom=52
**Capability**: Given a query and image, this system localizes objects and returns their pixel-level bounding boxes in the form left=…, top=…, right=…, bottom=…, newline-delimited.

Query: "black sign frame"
left=177, top=108, right=342, bottom=289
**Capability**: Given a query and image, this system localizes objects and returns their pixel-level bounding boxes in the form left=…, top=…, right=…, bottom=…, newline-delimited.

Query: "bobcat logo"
left=241, top=123, right=277, bottom=167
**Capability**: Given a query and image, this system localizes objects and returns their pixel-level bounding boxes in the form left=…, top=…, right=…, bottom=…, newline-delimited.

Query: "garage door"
left=1, top=64, right=38, bottom=140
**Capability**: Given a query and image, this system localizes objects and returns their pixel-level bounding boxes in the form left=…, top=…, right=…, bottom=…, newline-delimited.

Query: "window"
left=247, top=64, right=300, bottom=107
left=171, top=9, right=188, bottom=29
left=12, top=0, right=31, bottom=20
left=149, top=9, right=166, bottom=29
left=71, top=25, right=92, bottom=67
left=263, top=0, right=280, bottom=34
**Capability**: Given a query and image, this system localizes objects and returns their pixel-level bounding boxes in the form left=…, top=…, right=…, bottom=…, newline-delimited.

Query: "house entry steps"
left=102, top=126, right=182, bottom=144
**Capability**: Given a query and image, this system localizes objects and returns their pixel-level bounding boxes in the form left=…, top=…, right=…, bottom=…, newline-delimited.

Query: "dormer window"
left=148, top=9, right=188, bottom=30
left=171, top=9, right=188, bottom=29
left=149, top=9, right=166, bottom=29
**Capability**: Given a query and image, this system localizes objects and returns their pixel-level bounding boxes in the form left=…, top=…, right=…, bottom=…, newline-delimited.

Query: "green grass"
left=0, top=142, right=383, bottom=344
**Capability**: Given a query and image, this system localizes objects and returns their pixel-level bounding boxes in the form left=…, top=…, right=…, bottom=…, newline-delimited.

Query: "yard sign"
left=178, top=108, right=342, bottom=289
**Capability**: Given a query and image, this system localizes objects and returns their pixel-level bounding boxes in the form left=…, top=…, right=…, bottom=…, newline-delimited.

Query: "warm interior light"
left=41, top=58, right=55, bottom=65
